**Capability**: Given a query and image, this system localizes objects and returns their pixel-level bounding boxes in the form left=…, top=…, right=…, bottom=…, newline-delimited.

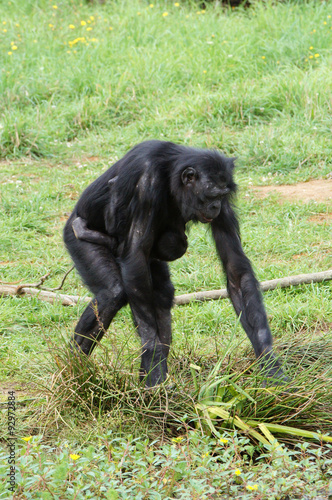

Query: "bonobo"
left=64, top=140, right=287, bottom=387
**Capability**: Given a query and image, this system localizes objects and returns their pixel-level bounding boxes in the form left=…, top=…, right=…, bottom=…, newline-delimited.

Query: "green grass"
left=1, top=0, right=332, bottom=498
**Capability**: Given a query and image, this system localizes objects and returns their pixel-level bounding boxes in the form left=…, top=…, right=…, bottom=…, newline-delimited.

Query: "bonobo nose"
left=207, top=200, right=222, bottom=218
left=209, top=200, right=221, bottom=211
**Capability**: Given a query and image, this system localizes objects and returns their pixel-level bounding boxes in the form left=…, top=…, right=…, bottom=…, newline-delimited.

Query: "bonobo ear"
left=181, top=167, right=197, bottom=186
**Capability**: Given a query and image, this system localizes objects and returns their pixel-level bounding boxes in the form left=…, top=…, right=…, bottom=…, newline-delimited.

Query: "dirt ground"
left=252, top=179, right=332, bottom=203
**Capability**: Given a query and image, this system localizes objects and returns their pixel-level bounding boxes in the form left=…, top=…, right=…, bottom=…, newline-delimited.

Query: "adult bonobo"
left=64, top=140, right=286, bottom=387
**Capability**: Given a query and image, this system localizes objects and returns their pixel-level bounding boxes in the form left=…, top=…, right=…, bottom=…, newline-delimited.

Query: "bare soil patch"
left=253, top=179, right=332, bottom=203
left=309, top=213, right=332, bottom=224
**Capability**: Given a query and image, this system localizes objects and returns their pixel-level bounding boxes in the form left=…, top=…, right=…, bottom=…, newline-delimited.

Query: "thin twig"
left=40, top=266, right=74, bottom=292
left=16, top=273, right=51, bottom=294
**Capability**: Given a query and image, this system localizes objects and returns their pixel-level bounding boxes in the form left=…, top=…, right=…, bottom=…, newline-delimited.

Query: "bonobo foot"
left=140, top=344, right=168, bottom=387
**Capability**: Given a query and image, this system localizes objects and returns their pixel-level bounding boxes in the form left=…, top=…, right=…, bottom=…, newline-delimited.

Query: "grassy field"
left=1, top=0, right=332, bottom=498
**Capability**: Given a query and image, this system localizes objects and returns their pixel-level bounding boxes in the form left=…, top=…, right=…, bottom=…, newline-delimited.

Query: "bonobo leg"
left=64, top=221, right=127, bottom=355
left=138, top=260, right=174, bottom=387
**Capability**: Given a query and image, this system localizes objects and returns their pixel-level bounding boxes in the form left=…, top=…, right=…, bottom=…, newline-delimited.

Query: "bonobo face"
left=180, top=158, right=235, bottom=223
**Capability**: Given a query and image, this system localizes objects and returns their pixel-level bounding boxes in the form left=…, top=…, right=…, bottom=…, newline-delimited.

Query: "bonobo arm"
left=72, top=216, right=116, bottom=250
left=211, top=204, right=286, bottom=382
left=121, top=245, right=168, bottom=387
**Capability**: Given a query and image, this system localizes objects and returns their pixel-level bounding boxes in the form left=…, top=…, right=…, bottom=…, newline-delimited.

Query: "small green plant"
left=1, top=432, right=331, bottom=499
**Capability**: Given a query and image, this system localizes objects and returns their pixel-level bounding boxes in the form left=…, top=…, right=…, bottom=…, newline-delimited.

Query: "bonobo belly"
left=152, top=231, right=188, bottom=261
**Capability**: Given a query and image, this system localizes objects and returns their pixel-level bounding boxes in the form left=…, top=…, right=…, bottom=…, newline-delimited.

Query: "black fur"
left=64, top=140, right=286, bottom=387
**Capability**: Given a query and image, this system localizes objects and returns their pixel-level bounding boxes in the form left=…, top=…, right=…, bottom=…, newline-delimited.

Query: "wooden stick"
left=0, top=284, right=90, bottom=306
left=0, top=270, right=331, bottom=307
left=174, top=269, right=332, bottom=305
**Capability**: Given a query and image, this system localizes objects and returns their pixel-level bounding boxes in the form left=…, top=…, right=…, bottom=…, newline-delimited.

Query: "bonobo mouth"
left=199, top=213, right=213, bottom=223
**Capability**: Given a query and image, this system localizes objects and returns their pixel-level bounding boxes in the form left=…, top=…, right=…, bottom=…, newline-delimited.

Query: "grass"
left=0, top=0, right=332, bottom=498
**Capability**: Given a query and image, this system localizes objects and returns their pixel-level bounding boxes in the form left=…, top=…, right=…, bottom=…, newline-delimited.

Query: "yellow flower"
left=12, top=45, right=17, bottom=50
left=234, top=469, right=241, bottom=476
left=315, top=53, right=320, bottom=57
left=70, top=454, right=80, bottom=460
left=171, top=436, right=183, bottom=443
left=49, top=24, right=54, bottom=28
left=4, top=29, right=7, bottom=32
left=22, top=436, right=33, bottom=442
left=203, top=70, right=207, bottom=73
left=323, top=21, right=327, bottom=25
left=90, top=16, right=95, bottom=21
left=8, top=51, right=12, bottom=55
left=309, top=55, right=313, bottom=59
left=309, top=46, right=313, bottom=49
left=219, top=438, right=229, bottom=444
left=3, top=21, right=7, bottom=24
left=16, top=23, right=19, bottom=27
left=69, top=24, right=75, bottom=29
left=86, top=27, right=92, bottom=31
left=81, top=20, right=86, bottom=26
left=162, top=12, right=168, bottom=17
left=246, top=484, right=258, bottom=491
left=174, top=2, right=180, bottom=6
left=109, top=27, right=113, bottom=30
left=149, top=3, right=154, bottom=7
left=137, top=12, right=141, bottom=15
left=53, top=5, right=58, bottom=8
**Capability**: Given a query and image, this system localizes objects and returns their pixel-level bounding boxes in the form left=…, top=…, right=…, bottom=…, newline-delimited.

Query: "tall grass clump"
left=31, top=328, right=332, bottom=446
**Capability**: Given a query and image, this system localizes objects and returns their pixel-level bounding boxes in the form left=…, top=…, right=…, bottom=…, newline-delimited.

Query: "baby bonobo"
left=64, top=140, right=287, bottom=387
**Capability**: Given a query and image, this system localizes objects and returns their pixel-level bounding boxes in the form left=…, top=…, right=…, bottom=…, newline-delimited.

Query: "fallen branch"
left=175, top=269, right=332, bottom=305
left=0, top=284, right=90, bottom=306
left=0, top=270, right=331, bottom=307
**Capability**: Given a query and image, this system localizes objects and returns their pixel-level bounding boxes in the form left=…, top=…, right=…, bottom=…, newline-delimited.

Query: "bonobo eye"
left=181, top=167, right=197, bottom=186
